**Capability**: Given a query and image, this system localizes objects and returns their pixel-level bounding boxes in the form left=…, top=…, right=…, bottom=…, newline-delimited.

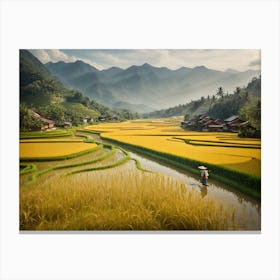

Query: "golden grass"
left=20, top=169, right=234, bottom=230
left=20, top=142, right=96, bottom=158
left=85, top=119, right=261, bottom=176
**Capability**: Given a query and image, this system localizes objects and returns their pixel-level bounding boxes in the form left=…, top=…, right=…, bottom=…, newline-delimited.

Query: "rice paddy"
left=20, top=166, right=234, bottom=230
left=85, top=118, right=261, bottom=177
left=20, top=142, right=96, bottom=158
left=19, top=118, right=261, bottom=231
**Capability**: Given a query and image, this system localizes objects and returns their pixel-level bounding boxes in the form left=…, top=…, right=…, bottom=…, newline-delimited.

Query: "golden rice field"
left=86, top=118, right=261, bottom=176
left=20, top=167, right=234, bottom=230
left=20, top=142, right=96, bottom=158
left=20, top=137, right=84, bottom=143
left=19, top=123, right=261, bottom=230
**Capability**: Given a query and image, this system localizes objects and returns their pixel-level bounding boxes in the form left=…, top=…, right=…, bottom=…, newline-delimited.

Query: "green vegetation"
left=207, top=86, right=249, bottom=119
left=20, top=163, right=37, bottom=175
left=239, top=99, right=261, bottom=137
left=145, top=77, right=261, bottom=138
left=64, top=153, right=130, bottom=175
left=20, top=50, right=102, bottom=130
left=20, top=130, right=72, bottom=139
left=20, top=104, right=44, bottom=131
left=28, top=148, right=116, bottom=184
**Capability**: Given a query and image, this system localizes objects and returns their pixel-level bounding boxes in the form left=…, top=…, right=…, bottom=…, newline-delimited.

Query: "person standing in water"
left=198, top=166, right=209, bottom=186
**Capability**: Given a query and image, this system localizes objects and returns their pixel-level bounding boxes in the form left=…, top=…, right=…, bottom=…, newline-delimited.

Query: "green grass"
left=20, top=130, right=72, bottom=139
left=64, top=151, right=130, bottom=175
left=20, top=163, right=37, bottom=175
left=27, top=148, right=117, bottom=184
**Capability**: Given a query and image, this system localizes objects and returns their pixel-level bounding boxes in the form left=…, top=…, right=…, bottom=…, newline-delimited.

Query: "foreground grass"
left=20, top=170, right=234, bottom=231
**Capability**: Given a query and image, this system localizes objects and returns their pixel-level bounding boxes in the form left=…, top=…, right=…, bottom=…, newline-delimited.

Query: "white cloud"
left=29, top=49, right=102, bottom=69
left=29, top=49, right=75, bottom=63
left=248, top=58, right=261, bottom=68
left=29, top=49, right=261, bottom=72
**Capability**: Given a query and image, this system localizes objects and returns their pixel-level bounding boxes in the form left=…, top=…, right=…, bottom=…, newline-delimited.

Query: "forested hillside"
left=20, top=50, right=138, bottom=130
left=145, top=76, right=261, bottom=122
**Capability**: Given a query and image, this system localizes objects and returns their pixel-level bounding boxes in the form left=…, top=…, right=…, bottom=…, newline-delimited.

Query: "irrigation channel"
left=79, top=130, right=261, bottom=231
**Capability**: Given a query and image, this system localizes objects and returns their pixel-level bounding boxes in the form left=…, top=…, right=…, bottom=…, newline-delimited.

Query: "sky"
left=29, top=49, right=261, bottom=72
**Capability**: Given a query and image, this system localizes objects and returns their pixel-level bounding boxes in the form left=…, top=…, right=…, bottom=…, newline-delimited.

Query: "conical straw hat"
left=198, top=166, right=207, bottom=170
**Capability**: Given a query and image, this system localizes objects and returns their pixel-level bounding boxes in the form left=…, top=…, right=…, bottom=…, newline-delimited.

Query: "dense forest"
left=20, top=50, right=139, bottom=130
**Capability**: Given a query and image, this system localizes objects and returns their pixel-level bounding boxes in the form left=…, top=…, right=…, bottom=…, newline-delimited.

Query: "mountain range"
left=45, top=60, right=260, bottom=113
left=20, top=50, right=141, bottom=129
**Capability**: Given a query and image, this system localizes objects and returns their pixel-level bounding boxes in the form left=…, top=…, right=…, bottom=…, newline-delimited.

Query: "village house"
left=181, top=114, right=245, bottom=133
left=82, top=116, right=94, bottom=124
left=181, top=115, right=224, bottom=132
left=224, top=115, right=245, bottom=132
left=97, top=115, right=120, bottom=122
left=28, top=109, right=55, bottom=131
left=62, top=121, right=72, bottom=128
left=202, top=119, right=224, bottom=132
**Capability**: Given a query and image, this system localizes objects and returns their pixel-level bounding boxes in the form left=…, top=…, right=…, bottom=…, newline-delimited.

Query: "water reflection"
left=200, top=186, right=208, bottom=198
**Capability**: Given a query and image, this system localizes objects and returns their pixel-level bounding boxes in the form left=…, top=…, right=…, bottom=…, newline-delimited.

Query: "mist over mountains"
left=45, top=60, right=260, bottom=113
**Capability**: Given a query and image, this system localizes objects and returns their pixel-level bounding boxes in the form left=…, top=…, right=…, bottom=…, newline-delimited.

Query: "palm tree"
left=216, top=86, right=224, bottom=98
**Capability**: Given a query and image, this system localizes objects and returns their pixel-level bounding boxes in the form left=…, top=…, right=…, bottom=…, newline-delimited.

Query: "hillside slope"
left=20, top=50, right=100, bottom=127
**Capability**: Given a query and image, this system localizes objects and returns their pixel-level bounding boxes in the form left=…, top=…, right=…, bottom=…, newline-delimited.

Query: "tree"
left=20, top=104, right=43, bottom=131
left=216, top=87, right=224, bottom=98
left=240, top=99, right=261, bottom=130
left=38, top=104, right=66, bottom=126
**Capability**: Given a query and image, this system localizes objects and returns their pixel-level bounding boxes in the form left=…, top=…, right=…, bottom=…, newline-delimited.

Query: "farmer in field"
left=198, top=166, right=209, bottom=186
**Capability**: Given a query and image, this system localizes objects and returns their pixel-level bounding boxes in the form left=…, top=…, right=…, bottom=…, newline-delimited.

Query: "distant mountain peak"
left=142, top=62, right=152, bottom=67
left=107, top=66, right=123, bottom=70
left=74, top=60, right=85, bottom=64
left=225, top=68, right=239, bottom=73
left=193, top=65, right=208, bottom=70
left=46, top=61, right=65, bottom=65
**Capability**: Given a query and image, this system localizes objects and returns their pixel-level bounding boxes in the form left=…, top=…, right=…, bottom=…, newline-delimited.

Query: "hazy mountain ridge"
left=45, top=60, right=260, bottom=113
left=144, top=76, right=261, bottom=119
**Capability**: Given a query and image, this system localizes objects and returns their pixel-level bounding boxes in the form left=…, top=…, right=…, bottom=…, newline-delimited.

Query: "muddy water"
left=82, top=131, right=261, bottom=230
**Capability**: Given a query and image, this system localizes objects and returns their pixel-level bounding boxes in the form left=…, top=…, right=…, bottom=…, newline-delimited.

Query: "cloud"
left=30, top=49, right=261, bottom=72
left=29, top=49, right=76, bottom=63
left=29, top=49, right=101, bottom=69
left=248, top=58, right=261, bottom=67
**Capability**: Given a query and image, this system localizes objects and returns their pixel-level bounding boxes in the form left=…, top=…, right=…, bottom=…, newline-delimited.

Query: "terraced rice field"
left=20, top=142, right=96, bottom=158
left=86, top=118, right=261, bottom=177
left=20, top=127, right=242, bottom=231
